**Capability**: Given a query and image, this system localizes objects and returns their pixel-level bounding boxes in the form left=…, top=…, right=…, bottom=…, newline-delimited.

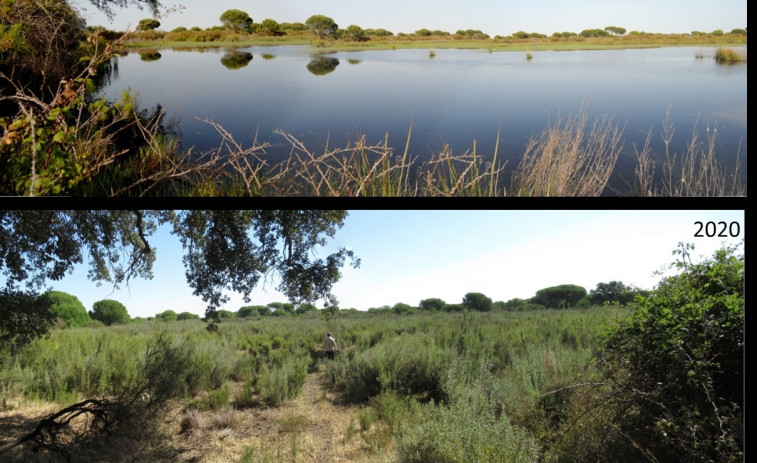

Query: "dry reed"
left=509, top=106, right=623, bottom=196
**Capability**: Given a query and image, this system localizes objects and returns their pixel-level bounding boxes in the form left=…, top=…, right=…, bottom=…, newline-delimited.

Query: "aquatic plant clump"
left=714, top=47, right=746, bottom=64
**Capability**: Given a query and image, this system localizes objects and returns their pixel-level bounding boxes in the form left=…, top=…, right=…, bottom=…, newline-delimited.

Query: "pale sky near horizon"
left=42, top=210, right=744, bottom=319
left=71, top=0, right=747, bottom=36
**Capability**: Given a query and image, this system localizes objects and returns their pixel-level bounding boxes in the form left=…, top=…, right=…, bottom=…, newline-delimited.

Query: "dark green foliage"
left=444, top=303, right=465, bottom=312
left=0, top=0, right=86, bottom=93
left=174, top=210, right=358, bottom=326
left=156, top=309, right=177, bottom=321
left=462, top=292, right=492, bottom=312
left=365, top=28, right=393, bottom=37
left=136, top=18, right=160, bottom=31
left=177, top=311, right=199, bottom=321
left=579, top=28, right=610, bottom=37
left=306, top=56, right=339, bottom=75
left=46, top=290, right=90, bottom=327
left=712, top=29, right=724, bottom=36
left=574, top=244, right=744, bottom=462
left=456, top=29, right=489, bottom=38
left=90, top=299, right=130, bottom=325
left=0, top=289, right=55, bottom=352
left=259, top=18, right=280, bottom=36
left=393, top=303, right=416, bottom=314
left=216, top=309, right=234, bottom=319
left=220, top=50, right=253, bottom=69
left=219, top=9, right=253, bottom=32
left=87, top=0, right=162, bottom=20
left=295, top=303, right=317, bottom=315
left=589, top=281, right=635, bottom=305
left=0, top=211, right=160, bottom=292
left=237, top=305, right=265, bottom=317
left=532, top=284, right=587, bottom=309
left=730, top=28, right=746, bottom=35
left=419, top=298, right=446, bottom=311
left=345, top=24, right=366, bottom=41
left=138, top=50, right=161, bottom=61
left=305, top=14, right=338, bottom=38
left=268, top=301, right=294, bottom=313
left=604, top=26, right=626, bottom=35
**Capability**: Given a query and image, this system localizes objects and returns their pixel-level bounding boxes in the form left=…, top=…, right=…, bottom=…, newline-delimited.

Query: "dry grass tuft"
left=714, top=47, right=746, bottom=64
left=209, top=406, right=241, bottom=431
left=179, top=408, right=204, bottom=435
left=633, top=107, right=745, bottom=197
left=509, top=105, right=623, bottom=196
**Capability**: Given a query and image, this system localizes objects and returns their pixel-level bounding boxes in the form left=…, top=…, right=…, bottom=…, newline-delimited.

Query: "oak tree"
left=0, top=210, right=358, bottom=340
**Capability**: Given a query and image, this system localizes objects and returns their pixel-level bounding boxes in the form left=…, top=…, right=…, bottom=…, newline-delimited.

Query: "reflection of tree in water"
left=347, top=59, right=362, bottom=65
left=220, top=51, right=253, bottom=70
left=261, top=54, right=276, bottom=60
left=306, top=56, right=340, bottom=75
left=139, top=51, right=162, bottom=62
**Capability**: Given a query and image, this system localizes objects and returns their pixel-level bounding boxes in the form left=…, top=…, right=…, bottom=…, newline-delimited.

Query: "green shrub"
left=156, top=310, right=177, bottom=322
left=46, top=291, right=90, bottom=327
left=90, top=299, right=130, bottom=325
left=566, top=244, right=745, bottom=462
left=397, top=358, right=538, bottom=463
left=208, top=384, right=231, bottom=411
left=258, top=354, right=308, bottom=406
left=328, top=334, right=454, bottom=403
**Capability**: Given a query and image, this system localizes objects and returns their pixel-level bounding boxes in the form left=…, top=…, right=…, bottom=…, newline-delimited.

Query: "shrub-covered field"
left=0, top=245, right=743, bottom=462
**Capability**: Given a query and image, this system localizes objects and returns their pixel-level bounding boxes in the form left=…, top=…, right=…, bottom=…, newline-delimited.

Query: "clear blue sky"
left=46, top=210, right=744, bottom=319
left=72, top=0, right=747, bottom=36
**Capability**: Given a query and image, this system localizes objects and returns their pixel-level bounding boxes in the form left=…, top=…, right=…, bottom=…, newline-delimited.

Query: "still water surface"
left=100, top=45, right=747, bottom=186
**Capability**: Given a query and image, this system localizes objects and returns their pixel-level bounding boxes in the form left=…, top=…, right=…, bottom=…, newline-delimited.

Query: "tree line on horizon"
left=118, top=9, right=747, bottom=43
left=36, top=280, right=648, bottom=330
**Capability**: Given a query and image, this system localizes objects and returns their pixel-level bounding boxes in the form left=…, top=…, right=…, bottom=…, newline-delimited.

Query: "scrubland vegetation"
left=0, top=244, right=744, bottom=462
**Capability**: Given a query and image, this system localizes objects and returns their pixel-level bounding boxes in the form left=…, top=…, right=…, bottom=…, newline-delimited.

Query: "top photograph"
left=0, top=0, right=747, bottom=196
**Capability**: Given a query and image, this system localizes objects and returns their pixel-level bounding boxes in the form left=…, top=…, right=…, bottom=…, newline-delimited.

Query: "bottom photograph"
left=0, top=210, right=744, bottom=463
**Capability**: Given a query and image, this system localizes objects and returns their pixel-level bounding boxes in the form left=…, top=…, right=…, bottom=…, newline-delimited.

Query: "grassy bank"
left=121, top=31, right=746, bottom=52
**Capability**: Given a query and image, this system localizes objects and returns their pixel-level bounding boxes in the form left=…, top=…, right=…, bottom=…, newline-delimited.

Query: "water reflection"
left=261, top=53, right=276, bottom=60
left=139, top=50, right=161, bottom=62
left=347, top=59, right=362, bottom=65
left=100, top=46, right=746, bottom=185
left=221, top=51, right=253, bottom=70
left=306, top=56, right=339, bottom=75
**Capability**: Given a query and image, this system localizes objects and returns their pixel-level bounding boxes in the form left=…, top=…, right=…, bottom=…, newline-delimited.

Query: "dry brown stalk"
left=509, top=107, right=623, bottom=196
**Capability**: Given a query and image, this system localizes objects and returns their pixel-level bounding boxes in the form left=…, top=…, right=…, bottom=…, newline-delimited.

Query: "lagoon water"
left=100, top=45, right=746, bottom=187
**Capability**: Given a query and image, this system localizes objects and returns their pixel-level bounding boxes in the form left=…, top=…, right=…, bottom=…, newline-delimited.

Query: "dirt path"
left=1, top=367, right=379, bottom=463
left=179, top=365, right=377, bottom=463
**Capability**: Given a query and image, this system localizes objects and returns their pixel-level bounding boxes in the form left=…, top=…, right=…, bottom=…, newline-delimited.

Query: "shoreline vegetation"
left=120, top=32, right=747, bottom=53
